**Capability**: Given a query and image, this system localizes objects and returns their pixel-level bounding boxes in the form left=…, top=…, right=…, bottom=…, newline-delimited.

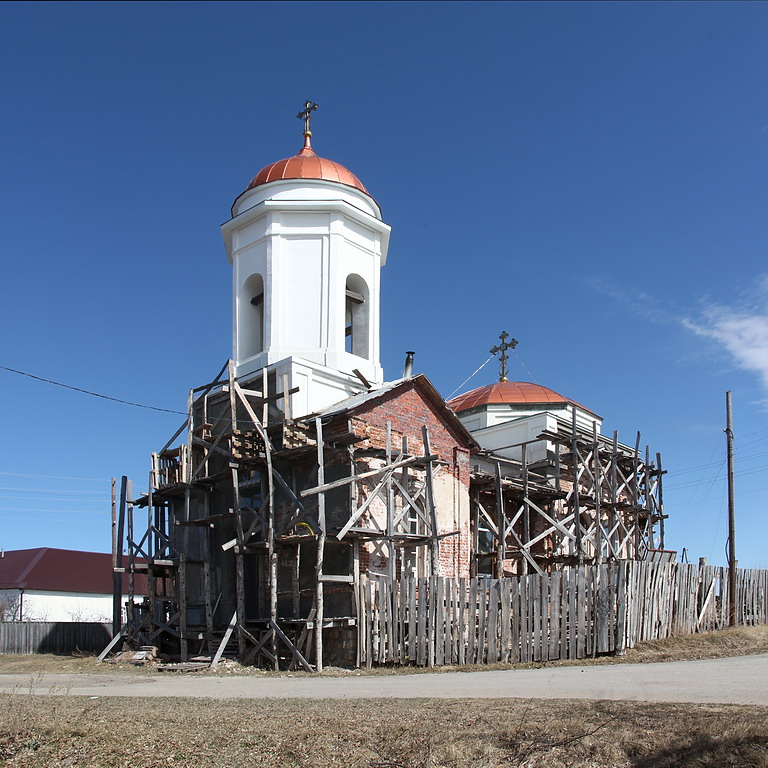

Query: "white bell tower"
left=221, top=104, right=391, bottom=418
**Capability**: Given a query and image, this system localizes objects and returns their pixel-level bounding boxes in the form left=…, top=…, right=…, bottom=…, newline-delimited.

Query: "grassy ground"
left=1, top=628, right=766, bottom=767
left=0, top=624, right=766, bottom=677
left=1, top=694, right=766, bottom=767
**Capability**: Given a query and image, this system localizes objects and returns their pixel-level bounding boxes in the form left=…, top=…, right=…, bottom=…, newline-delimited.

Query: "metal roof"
left=0, top=548, right=142, bottom=595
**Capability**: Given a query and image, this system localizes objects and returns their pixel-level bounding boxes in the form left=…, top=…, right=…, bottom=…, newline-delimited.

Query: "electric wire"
left=664, top=461, right=765, bottom=491
left=0, top=364, right=185, bottom=415
left=0, top=471, right=110, bottom=482
left=512, top=348, right=539, bottom=384
left=0, top=486, right=106, bottom=495
left=0, top=495, right=105, bottom=503
left=0, top=507, right=107, bottom=514
left=446, top=355, right=494, bottom=399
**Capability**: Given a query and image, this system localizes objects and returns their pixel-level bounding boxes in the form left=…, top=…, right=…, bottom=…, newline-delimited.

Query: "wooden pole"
left=314, top=416, right=326, bottom=671
left=470, top=488, right=480, bottom=579
left=494, top=462, right=506, bottom=579
left=593, top=422, right=602, bottom=565
left=633, top=431, right=641, bottom=558
left=228, top=360, right=238, bottom=432
left=267, top=468, right=278, bottom=670
left=386, top=421, right=396, bottom=582
left=186, top=388, right=194, bottom=483
left=126, top=479, right=133, bottom=623
left=571, top=409, right=583, bottom=563
left=261, top=366, right=269, bottom=427
left=111, top=478, right=117, bottom=567
left=281, top=373, right=292, bottom=422
left=645, top=445, right=655, bottom=552
left=610, top=432, right=619, bottom=557
left=422, top=427, right=440, bottom=576
left=400, top=435, right=410, bottom=577
left=656, top=452, right=665, bottom=550
left=726, top=390, right=737, bottom=627
left=111, top=478, right=121, bottom=635
left=522, top=443, right=530, bottom=572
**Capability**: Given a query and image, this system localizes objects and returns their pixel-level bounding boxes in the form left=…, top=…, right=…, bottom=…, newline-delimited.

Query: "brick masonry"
left=336, top=379, right=474, bottom=578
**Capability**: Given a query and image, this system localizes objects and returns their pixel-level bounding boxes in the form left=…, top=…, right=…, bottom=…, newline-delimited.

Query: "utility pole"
left=725, top=391, right=737, bottom=627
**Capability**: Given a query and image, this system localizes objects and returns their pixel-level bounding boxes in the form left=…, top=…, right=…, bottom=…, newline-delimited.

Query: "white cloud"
left=585, top=277, right=675, bottom=326
left=588, top=272, right=768, bottom=397
left=683, top=277, right=768, bottom=392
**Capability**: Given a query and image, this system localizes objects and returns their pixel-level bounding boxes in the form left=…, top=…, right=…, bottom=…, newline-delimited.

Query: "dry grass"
left=1, top=629, right=766, bottom=766
left=1, top=694, right=766, bottom=767
left=1, top=625, right=766, bottom=679
left=622, top=624, right=768, bottom=663
left=0, top=653, right=151, bottom=676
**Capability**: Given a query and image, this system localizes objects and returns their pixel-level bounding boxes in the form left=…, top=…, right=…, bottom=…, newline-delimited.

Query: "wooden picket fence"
left=358, top=561, right=768, bottom=667
left=0, top=621, right=113, bottom=655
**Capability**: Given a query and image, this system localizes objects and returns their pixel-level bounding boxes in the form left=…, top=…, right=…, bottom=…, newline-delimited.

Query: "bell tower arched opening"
left=239, top=273, right=265, bottom=361
left=345, top=274, right=370, bottom=359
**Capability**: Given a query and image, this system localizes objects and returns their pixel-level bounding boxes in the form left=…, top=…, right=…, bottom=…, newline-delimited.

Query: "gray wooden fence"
left=0, top=621, right=112, bottom=655
left=358, top=561, right=768, bottom=667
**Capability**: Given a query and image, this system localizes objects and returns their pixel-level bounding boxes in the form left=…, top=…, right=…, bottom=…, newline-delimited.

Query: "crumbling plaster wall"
left=343, top=382, right=473, bottom=578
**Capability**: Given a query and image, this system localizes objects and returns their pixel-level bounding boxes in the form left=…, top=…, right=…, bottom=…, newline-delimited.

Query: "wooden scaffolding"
left=470, top=410, right=666, bottom=578
left=113, top=362, right=451, bottom=671
left=111, top=361, right=666, bottom=670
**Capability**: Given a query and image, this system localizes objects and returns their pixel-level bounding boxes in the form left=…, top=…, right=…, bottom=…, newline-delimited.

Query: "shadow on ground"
left=631, top=734, right=768, bottom=768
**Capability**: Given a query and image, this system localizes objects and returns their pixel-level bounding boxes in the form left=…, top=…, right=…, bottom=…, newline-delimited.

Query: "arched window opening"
left=344, top=274, right=370, bottom=358
left=240, top=273, right=264, bottom=359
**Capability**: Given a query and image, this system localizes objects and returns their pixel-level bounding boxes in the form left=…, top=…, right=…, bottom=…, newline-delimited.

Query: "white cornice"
left=222, top=199, right=391, bottom=264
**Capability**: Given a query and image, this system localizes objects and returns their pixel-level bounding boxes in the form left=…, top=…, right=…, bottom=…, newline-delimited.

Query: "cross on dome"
left=490, top=331, right=518, bottom=383
left=297, top=100, right=318, bottom=137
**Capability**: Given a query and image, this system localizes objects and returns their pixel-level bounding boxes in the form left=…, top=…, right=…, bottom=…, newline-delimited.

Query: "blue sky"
left=1, top=1, right=767, bottom=567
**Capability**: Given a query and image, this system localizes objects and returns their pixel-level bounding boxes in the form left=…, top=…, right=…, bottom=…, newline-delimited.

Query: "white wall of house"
left=458, top=404, right=604, bottom=471
left=458, top=402, right=602, bottom=435
left=465, top=411, right=557, bottom=465
left=0, top=589, right=135, bottom=622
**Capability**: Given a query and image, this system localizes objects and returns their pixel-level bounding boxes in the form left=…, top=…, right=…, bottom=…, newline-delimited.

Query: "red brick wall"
left=347, top=382, right=471, bottom=488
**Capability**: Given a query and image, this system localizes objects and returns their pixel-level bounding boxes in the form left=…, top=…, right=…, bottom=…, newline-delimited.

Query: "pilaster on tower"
left=221, top=111, right=390, bottom=419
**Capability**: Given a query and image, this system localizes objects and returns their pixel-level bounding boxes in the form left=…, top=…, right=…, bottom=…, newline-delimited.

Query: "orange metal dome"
left=448, top=381, right=597, bottom=416
left=244, top=136, right=368, bottom=194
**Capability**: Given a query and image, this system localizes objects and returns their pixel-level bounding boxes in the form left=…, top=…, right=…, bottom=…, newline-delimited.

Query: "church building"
left=112, top=104, right=666, bottom=669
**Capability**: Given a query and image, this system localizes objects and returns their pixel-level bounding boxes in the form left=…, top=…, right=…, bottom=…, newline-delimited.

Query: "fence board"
left=457, top=577, right=466, bottom=665
left=476, top=579, right=488, bottom=664
left=510, top=576, right=520, bottom=663
left=355, top=562, right=767, bottom=669
left=0, top=621, right=112, bottom=655
left=467, top=578, right=477, bottom=664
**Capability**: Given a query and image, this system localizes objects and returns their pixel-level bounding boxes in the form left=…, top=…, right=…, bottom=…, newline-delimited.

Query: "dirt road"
left=1, top=654, right=766, bottom=704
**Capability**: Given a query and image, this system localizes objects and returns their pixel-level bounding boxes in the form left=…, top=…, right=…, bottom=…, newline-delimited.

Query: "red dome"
left=243, top=136, right=368, bottom=195
left=448, top=381, right=597, bottom=417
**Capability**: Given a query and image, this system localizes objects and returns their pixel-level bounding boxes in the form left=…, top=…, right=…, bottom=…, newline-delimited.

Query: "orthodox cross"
left=297, top=100, right=319, bottom=136
left=490, top=331, right=518, bottom=383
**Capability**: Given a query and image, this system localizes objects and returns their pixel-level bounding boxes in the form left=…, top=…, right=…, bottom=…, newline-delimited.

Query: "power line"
left=0, top=515, right=108, bottom=523
left=0, top=471, right=110, bottom=482
left=447, top=355, right=494, bottom=399
left=0, top=486, right=106, bottom=495
left=665, top=448, right=768, bottom=479
left=0, top=364, right=185, bottom=415
left=512, top=348, right=539, bottom=384
left=0, top=507, right=108, bottom=515
left=665, top=461, right=765, bottom=491
left=0, top=495, right=105, bottom=503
